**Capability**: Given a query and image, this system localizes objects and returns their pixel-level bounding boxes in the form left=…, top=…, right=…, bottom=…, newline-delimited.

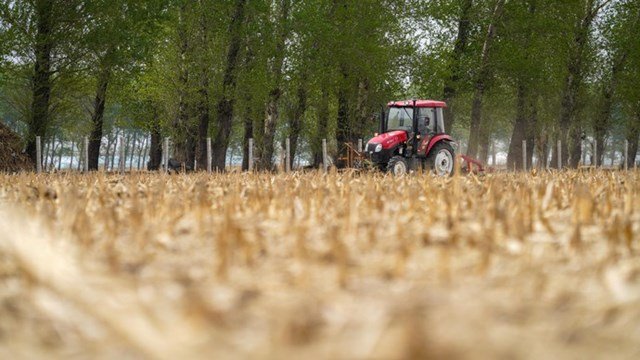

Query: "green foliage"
left=0, top=0, right=638, bottom=163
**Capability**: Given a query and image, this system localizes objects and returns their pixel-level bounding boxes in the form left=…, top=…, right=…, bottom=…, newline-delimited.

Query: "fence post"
left=624, top=139, right=629, bottom=171
left=163, top=137, right=169, bottom=173
left=35, top=136, right=42, bottom=173
left=322, top=139, right=328, bottom=173
left=248, top=138, right=254, bottom=171
left=522, top=140, right=527, bottom=172
left=557, top=139, right=562, bottom=170
left=285, top=138, right=291, bottom=172
left=206, top=137, right=212, bottom=173
left=594, top=139, right=598, bottom=167
left=83, top=136, right=89, bottom=172
left=358, top=139, right=363, bottom=153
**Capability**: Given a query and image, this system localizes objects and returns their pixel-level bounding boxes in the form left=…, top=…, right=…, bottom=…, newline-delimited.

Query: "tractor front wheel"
left=427, top=142, right=455, bottom=176
left=387, top=155, right=409, bottom=176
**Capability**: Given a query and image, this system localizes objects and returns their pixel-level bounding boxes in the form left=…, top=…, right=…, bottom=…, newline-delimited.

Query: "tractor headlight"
left=374, top=143, right=382, bottom=153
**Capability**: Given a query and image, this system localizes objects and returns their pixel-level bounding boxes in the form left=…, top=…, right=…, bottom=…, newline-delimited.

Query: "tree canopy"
left=1, top=0, right=638, bottom=170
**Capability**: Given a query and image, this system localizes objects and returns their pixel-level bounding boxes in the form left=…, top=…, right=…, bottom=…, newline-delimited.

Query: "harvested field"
left=0, top=170, right=639, bottom=359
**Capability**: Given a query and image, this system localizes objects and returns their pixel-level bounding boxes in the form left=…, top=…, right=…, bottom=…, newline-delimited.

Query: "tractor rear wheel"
left=426, top=142, right=455, bottom=176
left=387, top=155, right=409, bottom=176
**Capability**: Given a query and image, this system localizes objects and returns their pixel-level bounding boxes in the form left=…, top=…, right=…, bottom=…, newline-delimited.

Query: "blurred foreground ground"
left=0, top=171, right=639, bottom=359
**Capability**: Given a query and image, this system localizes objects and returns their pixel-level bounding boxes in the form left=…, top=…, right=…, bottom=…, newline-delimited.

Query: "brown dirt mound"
left=0, top=120, right=32, bottom=172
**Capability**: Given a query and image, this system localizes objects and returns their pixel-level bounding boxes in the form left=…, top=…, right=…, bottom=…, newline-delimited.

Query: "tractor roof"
left=387, top=99, right=447, bottom=108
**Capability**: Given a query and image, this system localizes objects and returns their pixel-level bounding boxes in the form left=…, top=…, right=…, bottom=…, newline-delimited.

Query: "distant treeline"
left=0, top=0, right=638, bottom=170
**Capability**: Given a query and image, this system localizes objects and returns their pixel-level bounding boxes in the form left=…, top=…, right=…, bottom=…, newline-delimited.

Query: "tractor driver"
left=418, top=115, right=433, bottom=137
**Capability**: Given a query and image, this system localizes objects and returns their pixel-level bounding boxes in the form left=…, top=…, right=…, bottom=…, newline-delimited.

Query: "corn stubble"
left=0, top=170, right=639, bottom=359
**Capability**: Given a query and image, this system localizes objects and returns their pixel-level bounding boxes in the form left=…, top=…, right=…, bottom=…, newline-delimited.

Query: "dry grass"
left=0, top=170, right=639, bottom=359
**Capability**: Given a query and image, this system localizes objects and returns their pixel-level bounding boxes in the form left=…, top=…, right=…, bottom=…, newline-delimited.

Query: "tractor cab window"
left=386, top=107, right=414, bottom=132
left=436, top=107, right=445, bottom=133
left=418, top=107, right=436, bottom=136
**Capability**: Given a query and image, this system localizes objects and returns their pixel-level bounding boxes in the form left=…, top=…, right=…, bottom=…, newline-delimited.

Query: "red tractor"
left=365, top=99, right=456, bottom=176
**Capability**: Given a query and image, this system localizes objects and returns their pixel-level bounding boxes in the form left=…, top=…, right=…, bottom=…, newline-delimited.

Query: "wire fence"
left=32, top=131, right=638, bottom=173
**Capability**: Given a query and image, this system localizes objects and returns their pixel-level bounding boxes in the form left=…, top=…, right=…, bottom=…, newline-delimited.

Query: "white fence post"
left=248, top=138, right=254, bottom=171
left=522, top=140, right=527, bottom=172
left=322, top=139, right=328, bottom=173
left=285, top=138, right=291, bottom=172
left=207, top=137, right=212, bottom=173
left=35, top=136, right=42, bottom=173
left=358, top=139, right=363, bottom=153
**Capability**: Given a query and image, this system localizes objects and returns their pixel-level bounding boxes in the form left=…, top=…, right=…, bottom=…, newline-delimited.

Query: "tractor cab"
left=366, top=99, right=455, bottom=176
left=384, top=100, right=446, bottom=137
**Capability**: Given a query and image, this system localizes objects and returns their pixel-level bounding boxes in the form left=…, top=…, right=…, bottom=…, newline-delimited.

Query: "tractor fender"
left=426, top=134, right=455, bottom=155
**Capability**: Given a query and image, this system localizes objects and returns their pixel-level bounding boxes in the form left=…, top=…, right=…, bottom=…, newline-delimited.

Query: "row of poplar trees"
left=416, top=0, right=640, bottom=169
left=1, top=0, right=639, bottom=170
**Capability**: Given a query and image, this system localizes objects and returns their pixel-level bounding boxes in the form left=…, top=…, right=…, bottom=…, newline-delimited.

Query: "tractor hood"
left=367, top=130, right=408, bottom=150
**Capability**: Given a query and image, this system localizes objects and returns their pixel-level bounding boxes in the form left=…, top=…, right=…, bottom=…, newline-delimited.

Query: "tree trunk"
left=128, top=134, right=137, bottom=170
left=240, top=46, right=256, bottom=171
left=535, top=126, right=548, bottom=169
left=57, top=139, right=63, bottom=170
left=26, top=0, right=53, bottom=167
left=104, top=132, right=112, bottom=170
left=172, top=4, right=194, bottom=167
left=42, top=138, right=51, bottom=170
left=148, top=126, right=163, bottom=171
left=557, top=1, right=602, bottom=168
left=467, top=0, right=505, bottom=159
left=196, top=76, right=210, bottom=170
left=595, top=51, right=629, bottom=166
left=353, top=79, right=370, bottom=142
left=211, top=0, right=247, bottom=171
left=335, top=67, right=351, bottom=164
left=48, top=136, right=58, bottom=170
left=196, top=7, right=211, bottom=170
left=77, top=139, right=83, bottom=171
left=137, top=136, right=147, bottom=170
left=507, top=84, right=527, bottom=170
left=289, top=79, right=307, bottom=170
left=627, top=111, right=640, bottom=168
left=110, top=129, right=119, bottom=170
left=569, top=125, right=583, bottom=168
left=507, top=83, right=537, bottom=170
left=526, top=102, right=537, bottom=167
left=313, top=87, right=330, bottom=167
left=257, top=88, right=281, bottom=171
left=69, top=140, right=75, bottom=170
left=241, top=106, right=254, bottom=171
left=256, top=0, right=291, bottom=171
left=442, top=0, right=473, bottom=133
left=88, top=66, right=111, bottom=170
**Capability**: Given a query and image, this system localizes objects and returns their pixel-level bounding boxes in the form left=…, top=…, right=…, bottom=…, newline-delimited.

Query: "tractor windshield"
left=386, top=107, right=413, bottom=132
